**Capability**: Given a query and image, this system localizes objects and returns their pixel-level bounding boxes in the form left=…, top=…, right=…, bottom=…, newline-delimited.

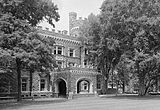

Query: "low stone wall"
left=22, top=91, right=52, bottom=98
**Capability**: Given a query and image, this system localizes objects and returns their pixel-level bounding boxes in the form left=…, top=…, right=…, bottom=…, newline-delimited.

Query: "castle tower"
left=69, top=12, right=85, bottom=37
left=69, top=12, right=77, bottom=35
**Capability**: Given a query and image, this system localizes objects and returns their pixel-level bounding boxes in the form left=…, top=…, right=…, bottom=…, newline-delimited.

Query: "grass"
left=100, top=93, right=160, bottom=100
left=0, top=98, right=67, bottom=110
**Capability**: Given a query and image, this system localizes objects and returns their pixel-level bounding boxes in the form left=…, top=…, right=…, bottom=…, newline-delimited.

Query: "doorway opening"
left=56, top=78, right=67, bottom=97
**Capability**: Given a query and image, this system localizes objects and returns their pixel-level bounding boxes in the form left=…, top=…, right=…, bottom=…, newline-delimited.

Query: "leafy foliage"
left=0, top=0, right=60, bottom=27
left=80, top=0, right=160, bottom=95
left=100, top=0, right=160, bottom=96
left=0, top=0, right=59, bottom=101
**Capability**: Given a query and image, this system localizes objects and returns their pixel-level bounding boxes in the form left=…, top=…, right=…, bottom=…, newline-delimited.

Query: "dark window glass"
left=40, top=79, right=45, bottom=91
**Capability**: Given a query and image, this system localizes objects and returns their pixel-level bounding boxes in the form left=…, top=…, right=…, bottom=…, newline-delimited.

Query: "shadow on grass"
left=100, top=94, right=160, bottom=100
left=0, top=98, right=67, bottom=110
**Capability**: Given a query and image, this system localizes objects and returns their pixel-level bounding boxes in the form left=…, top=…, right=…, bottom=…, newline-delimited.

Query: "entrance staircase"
left=73, top=93, right=96, bottom=99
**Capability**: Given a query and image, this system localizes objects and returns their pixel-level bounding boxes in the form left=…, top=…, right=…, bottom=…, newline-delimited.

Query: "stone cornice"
left=39, top=33, right=81, bottom=45
left=69, top=69, right=100, bottom=75
left=50, top=69, right=100, bottom=75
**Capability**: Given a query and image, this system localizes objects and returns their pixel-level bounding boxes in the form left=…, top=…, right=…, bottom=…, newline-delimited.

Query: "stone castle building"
left=19, top=12, right=102, bottom=98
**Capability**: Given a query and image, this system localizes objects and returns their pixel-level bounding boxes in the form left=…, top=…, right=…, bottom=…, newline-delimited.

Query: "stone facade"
left=52, top=67, right=99, bottom=98
left=19, top=12, right=101, bottom=98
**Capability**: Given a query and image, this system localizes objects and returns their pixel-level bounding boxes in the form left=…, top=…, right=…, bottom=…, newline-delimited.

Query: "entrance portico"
left=52, top=67, right=100, bottom=98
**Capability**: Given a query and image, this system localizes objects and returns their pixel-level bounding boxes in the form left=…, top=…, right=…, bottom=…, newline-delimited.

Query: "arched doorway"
left=59, top=79, right=66, bottom=96
left=77, top=79, right=90, bottom=94
left=55, top=78, right=67, bottom=97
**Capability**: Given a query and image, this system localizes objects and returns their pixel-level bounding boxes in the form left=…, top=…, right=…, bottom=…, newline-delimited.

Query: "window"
left=84, top=60, right=87, bottom=66
left=85, top=48, right=88, bottom=55
left=57, top=61, right=63, bottom=68
left=69, top=48, right=74, bottom=57
left=53, top=46, right=63, bottom=55
left=40, top=79, right=46, bottom=91
left=97, top=83, right=101, bottom=90
left=53, top=46, right=56, bottom=54
left=84, top=83, right=88, bottom=90
left=22, top=78, right=28, bottom=91
left=68, top=62, right=75, bottom=67
left=58, top=47, right=62, bottom=55
left=81, top=81, right=88, bottom=91
left=97, top=75, right=102, bottom=89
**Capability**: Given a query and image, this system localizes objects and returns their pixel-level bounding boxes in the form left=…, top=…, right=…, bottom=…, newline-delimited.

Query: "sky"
left=39, top=0, right=104, bottom=32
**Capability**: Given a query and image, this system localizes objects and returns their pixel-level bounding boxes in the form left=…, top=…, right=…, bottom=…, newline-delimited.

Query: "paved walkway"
left=2, top=95, right=160, bottom=110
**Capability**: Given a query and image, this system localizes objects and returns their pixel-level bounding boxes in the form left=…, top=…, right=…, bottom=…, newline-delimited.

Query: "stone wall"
left=52, top=67, right=98, bottom=97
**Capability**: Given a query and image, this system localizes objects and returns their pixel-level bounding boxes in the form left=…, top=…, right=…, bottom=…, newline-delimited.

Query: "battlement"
left=69, top=12, right=87, bottom=37
left=37, top=26, right=68, bottom=35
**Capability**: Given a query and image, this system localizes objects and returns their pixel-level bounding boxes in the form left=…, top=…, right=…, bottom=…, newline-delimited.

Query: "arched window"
left=81, top=81, right=88, bottom=91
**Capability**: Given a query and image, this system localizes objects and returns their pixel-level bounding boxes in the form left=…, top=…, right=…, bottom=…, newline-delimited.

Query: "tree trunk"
left=29, top=69, right=33, bottom=97
left=101, top=77, right=108, bottom=94
left=138, top=77, right=146, bottom=96
left=136, top=60, right=146, bottom=96
left=111, top=67, right=114, bottom=89
left=16, top=58, right=22, bottom=102
left=155, top=77, right=158, bottom=92
left=122, top=81, right=125, bottom=93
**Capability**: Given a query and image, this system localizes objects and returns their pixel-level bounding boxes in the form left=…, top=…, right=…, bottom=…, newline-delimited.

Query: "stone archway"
left=55, top=78, right=67, bottom=97
left=77, top=78, right=92, bottom=94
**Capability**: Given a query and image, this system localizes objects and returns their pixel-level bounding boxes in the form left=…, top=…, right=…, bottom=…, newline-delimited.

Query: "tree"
left=99, top=0, right=160, bottom=96
left=0, top=0, right=60, bottom=27
left=79, top=12, right=122, bottom=93
left=0, top=55, right=17, bottom=93
left=116, top=55, right=132, bottom=93
left=0, top=0, right=59, bottom=101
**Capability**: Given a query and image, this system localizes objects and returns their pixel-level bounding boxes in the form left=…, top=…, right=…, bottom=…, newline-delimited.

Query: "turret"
left=69, top=12, right=77, bottom=35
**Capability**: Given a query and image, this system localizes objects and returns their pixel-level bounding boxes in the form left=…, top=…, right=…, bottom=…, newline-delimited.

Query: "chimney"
left=62, top=30, right=68, bottom=35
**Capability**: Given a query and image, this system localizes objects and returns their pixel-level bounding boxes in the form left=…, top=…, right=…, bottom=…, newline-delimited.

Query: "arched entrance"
left=55, top=78, right=67, bottom=97
left=77, top=79, right=90, bottom=94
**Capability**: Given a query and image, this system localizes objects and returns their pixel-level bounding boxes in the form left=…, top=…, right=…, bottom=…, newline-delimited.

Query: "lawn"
left=1, top=95, right=160, bottom=110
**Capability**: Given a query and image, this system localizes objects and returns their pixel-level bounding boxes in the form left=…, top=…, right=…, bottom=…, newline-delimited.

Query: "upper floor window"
left=53, top=47, right=56, bottom=54
left=58, top=47, right=62, bottom=55
left=22, top=78, right=28, bottom=91
left=53, top=46, right=63, bottom=55
left=69, top=48, right=74, bottom=57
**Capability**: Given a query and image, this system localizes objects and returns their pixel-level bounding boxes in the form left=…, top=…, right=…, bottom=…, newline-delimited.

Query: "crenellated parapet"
left=38, top=30, right=81, bottom=46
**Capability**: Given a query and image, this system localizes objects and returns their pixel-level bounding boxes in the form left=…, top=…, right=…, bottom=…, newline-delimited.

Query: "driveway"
left=2, top=95, right=160, bottom=110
